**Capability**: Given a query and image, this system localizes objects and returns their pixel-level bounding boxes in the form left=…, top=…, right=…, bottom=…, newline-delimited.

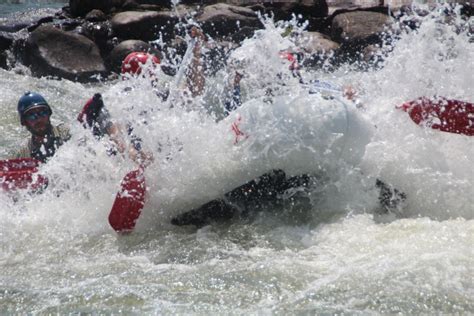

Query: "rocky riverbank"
left=0, top=0, right=472, bottom=82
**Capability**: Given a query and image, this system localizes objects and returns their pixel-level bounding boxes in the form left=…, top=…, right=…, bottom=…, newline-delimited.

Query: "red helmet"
left=121, top=52, right=160, bottom=76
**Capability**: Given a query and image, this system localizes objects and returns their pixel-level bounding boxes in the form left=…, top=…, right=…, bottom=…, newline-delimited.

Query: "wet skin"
left=23, top=107, right=51, bottom=137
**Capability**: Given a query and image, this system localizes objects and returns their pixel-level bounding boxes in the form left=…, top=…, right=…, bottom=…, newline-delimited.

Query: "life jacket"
left=16, top=124, right=71, bottom=163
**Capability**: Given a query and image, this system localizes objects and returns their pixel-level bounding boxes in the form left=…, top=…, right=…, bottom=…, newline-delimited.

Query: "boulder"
left=69, top=0, right=125, bottom=17
left=111, top=10, right=178, bottom=42
left=295, top=31, right=340, bottom=53
left=327, top=0, right=383, bottom=15
left=331, top=11, right=392, bottom=44
left=0, top=51, right=8, bottom=70
left=0, top=23, right=30, bottom=33
left=245, top=0, right=328, bottom=20
left=107, top=39, right=161, bottom=73
left=85, top=9, right=107, bottom=22
left=23, top=25, right=106, bottom=82
left=26, top=16, right=54, bottom=32
left=0, top=32, right=14, bottom=51
left=121, top=0, right=140, bottom=10
left=196, top=3, right=260, bottom=39
left=229, top=26, right=260, bottom=42
left=288, top=32, right=340, bottom=70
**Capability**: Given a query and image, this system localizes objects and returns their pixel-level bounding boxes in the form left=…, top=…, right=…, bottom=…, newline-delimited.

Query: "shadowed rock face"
left=23, top=25, right=106, bottom=82
left=0, top=32, right=14, bottom=51
left=196, top=3, right=261, bottom=38
left=111, top=11, right=178, bottom=42
left=69, top=0, right=126, bottom=17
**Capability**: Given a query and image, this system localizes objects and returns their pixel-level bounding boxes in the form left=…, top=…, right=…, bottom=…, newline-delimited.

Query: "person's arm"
left=186, top=26, right=206, bottom=97
left=106, top=123, right=154, bottom=167
left=105, top=123, right=126, bottom=154
left=81, top=94, right=153, bottom=167
left=224, top=72, right=243, bottom=116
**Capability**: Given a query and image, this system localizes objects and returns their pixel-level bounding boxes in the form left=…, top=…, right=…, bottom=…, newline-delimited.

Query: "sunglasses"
left=24, top=110, right=50, bottom=121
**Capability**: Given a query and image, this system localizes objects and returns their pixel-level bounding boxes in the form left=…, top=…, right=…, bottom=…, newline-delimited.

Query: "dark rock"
left=121, top=0, right=166, bottom=11
left=56, top=19, right=83, bottom=32
left=80, top=22, right=112, bottom=43
left=122, top=0, right=139, bottom=10
left=85, top=9, right=107, bottom=22
left=69, top=0, right=125, bottom=17
left=306, top=17, right=331, bottom=33
left=137, top=4, right=167, bottom=11
left=80, top=21, right=113, bottom=57
left=23, top=25, right=106, bottom=82
left=0, top=51, right=8, bottom=70
left=135, top=0, right=169, bottom=5
left=111, top=10, right=178, bottom=42
left=229, top=26, right=259, bottom=42
left=0, top=23, right=30, bottom=33
left=196, top=3, right=261, bottom=39
left=26, top=16, right=54, bottom=32
left=0, top=32, right=14, bottom=51
left=107, top=39, right=161, bottom=73
left=247, top=0, right=328, bottom=20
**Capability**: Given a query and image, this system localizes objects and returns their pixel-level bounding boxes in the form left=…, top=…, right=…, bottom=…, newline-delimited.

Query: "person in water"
left=14, top=92, right=71, bottom=163
left=120, top=25, right=207, bottom=101
left=78, top=93, right=153, bottom=166
left=77, top=28, right=207, bottom=162
left=78, top=28, right=209, bottom=164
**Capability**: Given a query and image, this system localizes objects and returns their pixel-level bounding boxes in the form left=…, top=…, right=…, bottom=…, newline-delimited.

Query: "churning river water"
left=0, top=2, right=473, bottom=314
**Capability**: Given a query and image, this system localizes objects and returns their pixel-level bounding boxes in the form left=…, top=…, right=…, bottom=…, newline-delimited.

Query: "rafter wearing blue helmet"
left=15, top=92, right=71, bottom=163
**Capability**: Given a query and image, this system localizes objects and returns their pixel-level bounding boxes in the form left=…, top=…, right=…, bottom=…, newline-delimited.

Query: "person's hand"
left=189, top=26, right=206, bottom=56
left=343, top=85, right=356, bottom=101
left=128, top=147, right=154, bottom=168
left=190, top=26, right=205, bottom=41
left=234, top=71, right=243, bottom=86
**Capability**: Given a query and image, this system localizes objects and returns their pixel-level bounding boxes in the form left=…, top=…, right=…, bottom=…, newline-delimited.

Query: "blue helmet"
left=18, top=92, right=52, bottom=122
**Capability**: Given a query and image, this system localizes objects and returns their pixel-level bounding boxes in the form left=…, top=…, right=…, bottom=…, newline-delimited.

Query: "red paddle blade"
left=398, top=97, right=474, bottom=136
left=108, top=169, right=146, bottom=233
left=0, top=158, right=48, bottom=192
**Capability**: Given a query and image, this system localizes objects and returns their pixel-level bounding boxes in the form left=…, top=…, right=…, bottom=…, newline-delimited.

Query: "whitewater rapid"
left=0, top=6, right=473, bottom=314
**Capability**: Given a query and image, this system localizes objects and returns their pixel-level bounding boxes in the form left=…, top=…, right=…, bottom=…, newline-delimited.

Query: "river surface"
left=0, top=2, right=473, bottom=314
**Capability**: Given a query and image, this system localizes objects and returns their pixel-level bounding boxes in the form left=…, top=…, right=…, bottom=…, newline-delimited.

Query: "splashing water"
left=0, top=6, right=473, bottom=314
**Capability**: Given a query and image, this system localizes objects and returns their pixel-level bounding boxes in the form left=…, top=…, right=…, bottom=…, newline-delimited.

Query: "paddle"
left=174, top=38, right=196, bottom=91
left=108, top=167, right=146, bottom=233
left=398, top=97, right=474, bottom=136
left=0, top=158, right=47, bottom=192
left=308, top=81, right=474, bottom=136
